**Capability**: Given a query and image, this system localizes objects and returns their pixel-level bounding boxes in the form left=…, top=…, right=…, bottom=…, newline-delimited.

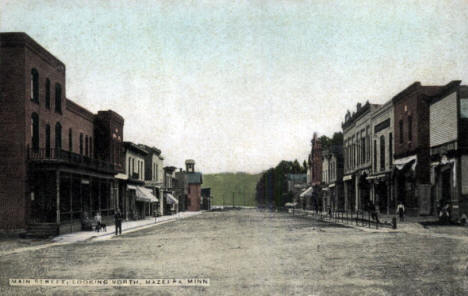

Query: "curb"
left=0, top=212, right=202, bottom=256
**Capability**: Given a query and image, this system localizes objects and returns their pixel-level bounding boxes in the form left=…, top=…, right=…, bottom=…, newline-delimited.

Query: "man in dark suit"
left=114, top=209, right=123, bottom=235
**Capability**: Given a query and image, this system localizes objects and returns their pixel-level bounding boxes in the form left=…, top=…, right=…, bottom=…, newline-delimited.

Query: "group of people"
left=81, top=209, right=124, bottom=235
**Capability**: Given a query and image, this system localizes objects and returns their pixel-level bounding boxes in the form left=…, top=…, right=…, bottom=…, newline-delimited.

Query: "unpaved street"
left=1, top=209, right=467, bottom=295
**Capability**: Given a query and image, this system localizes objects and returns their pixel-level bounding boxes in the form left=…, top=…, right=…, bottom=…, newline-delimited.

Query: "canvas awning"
left=285, top=202, right=297, bottom=207
left=135, top=186, right=158, bottom=203
left=300, top=187, right=313, bottom=197
left=329, top=183, right=335, bottom=188
left=343, top=175, right=352, bottom=181
left=394, top=155, right=417, bottom=171
left=165, top=193, right=179, bottom=204
left=127, top=184, right=137, bottom=190
left=114, top=173, right=128, bottom=180
left=366, top=174, right=387, bottom=180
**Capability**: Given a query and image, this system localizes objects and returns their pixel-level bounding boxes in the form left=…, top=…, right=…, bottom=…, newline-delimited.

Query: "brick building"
left=185, top=160, right=203, bottom=211
left=308, top=133, right=322, bottom=210
left=428, top=81, right=468, bottom=220
left=0, top=33, right=124, bottom=234
left=392, top=82, right=445, bottom=216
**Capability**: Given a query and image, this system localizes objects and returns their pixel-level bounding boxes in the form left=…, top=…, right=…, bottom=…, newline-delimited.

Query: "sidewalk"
left=293, top=209, right=468, bottom=240
left=53, top=211, right=202, bottom=243
left=0, top=211, right=202, bottom=256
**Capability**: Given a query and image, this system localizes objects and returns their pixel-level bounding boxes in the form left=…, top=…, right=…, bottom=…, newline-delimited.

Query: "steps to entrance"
left=26, top=223, right=59, bottom=238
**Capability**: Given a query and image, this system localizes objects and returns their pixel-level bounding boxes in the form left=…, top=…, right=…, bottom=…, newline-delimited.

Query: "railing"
left=292, top=208, right=396, bottom=229
left=28, top=148, right=116, bottom=173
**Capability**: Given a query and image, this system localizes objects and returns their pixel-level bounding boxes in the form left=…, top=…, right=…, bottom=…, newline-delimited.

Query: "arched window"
left=380, top=135, right=385, bottom=171
left=89, top=137, right=93, bottom=158
left=31, top=69, right=39, bottom=103
left=45, top=124, right=51, bottom=157
left=69, top=128, right=73, bottom=152
left=45, top=78, right=51, bottom=109
left=85, top=136, right=89, bottom=157
left=31, top=113, right=39, bottom=152
left=55, top=83, right=62, bottom=113
left=79, top=133, right=83, bottom=155
left=55, top=122, right=62, bottom=150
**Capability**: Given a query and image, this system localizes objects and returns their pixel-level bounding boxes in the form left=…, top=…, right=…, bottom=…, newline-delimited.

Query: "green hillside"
left=203, top=172, right=261, bottom=207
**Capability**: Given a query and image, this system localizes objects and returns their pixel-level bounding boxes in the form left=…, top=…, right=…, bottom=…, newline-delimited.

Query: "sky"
left=1, top=0, right=468, bottom=174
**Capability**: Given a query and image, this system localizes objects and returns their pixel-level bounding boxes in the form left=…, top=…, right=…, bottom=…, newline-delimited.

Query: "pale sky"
left=1, top=0, right=468, bottom=174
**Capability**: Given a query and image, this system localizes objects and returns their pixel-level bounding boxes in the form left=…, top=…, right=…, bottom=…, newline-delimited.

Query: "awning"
left=285, top=202, right=297, bottom=207
left=322, top=187, right=329, bottom=191
left=114, top=173, right=128, bottom=180
left=300, top=187, right=313, bottom=197
left=127, top=184, right=137, bottom=190
left=165, top=193, right=179, bottom=204
left=366, top=174, right=387, bottom=180
left=394, top=155, right=417, bottom=171
left=343, top=175, right=352, bottom=181
left=135, top=186, right=158, bottom=203
left=329, top=183, right=335, bottom=188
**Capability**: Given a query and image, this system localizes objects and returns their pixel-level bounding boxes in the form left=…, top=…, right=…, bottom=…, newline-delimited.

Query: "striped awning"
left=135, top=186, right=158, bottom=203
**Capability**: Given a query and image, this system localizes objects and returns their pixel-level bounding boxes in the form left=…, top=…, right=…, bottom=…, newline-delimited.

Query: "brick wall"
left=187, top=184, right=201, bottom=211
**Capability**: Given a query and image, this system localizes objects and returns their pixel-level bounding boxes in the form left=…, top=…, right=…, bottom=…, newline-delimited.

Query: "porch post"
left=98, top=179, right=102, bottom=213
left=69, top=173, right=73, bottom=232
left=56, top=170, right=60, bottom=225
left=386, top=179, right=390, bottom=215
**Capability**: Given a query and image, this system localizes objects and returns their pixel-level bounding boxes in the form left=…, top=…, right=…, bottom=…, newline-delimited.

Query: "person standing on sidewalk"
left=397, top=202, right=405, bottom=222
left=114, top=209, right=123, bottom=235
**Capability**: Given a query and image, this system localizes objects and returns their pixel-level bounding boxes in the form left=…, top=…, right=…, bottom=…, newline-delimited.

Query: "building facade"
left=368, top=100, right=394, bottom=214
left=0, top=33, right=124, bottom=234
left=342, top=102, right=381, bottom=212
left=392, top=82, right=445, bottom=216
left=429, top=81, right=468, bottom=220
left=185, top=160, right=203, bottom=211
left=308, top=133, right=322, bottom=210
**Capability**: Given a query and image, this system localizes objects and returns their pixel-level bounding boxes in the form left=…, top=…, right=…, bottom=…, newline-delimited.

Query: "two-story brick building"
left=0, top=33, right=125, bottom=235
left=392, top=82, right=445, bottom=216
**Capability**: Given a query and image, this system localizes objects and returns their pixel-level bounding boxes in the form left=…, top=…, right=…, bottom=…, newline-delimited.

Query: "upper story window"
left=373, top=139, right=377, bottom=172
left=55, top=122, right=62, bottom=150
left=45, top=124, right=51, bottom=157
left=389, top=133, right=393, bottom=167
left=408, top=115, right=413, bottom=141
left=31, top=69, right=39, bottom=103
left=399, top=120, right=404, bottom=144
left=69, top=128, right=73, bottom=151
left=89, top=137, right=93, bottom=158
left=85, top=136, right=89, bottom=157
left=79, top=133, right=83, bottom=155
left=380, top=135, right=385, bottom=171
left=45, top=78, right=51, bottom=109
left=31, top=113, right=39, bottom=152
left=55, top=83, right=62, bottom=113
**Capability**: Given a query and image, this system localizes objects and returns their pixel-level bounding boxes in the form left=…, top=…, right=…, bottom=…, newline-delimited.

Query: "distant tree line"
left=255, top=160, right=307, bottom=208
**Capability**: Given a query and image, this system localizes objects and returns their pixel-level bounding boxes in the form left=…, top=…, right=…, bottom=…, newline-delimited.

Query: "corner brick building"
left=0, top=33, right=124, bottom=234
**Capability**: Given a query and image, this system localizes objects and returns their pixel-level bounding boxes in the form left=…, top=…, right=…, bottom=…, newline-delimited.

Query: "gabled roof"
left=187, top=172, right=203, bottom=184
